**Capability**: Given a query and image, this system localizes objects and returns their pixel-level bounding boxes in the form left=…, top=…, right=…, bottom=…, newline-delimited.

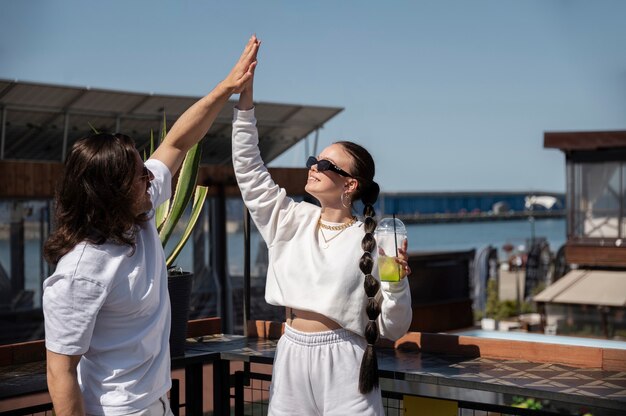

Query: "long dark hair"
left=336, top=141, right=381, bottom=394
left=44, top=133, right=149, bottom=265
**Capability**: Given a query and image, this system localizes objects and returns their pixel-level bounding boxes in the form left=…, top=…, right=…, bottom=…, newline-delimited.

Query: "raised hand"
left=223, top=35, right=260, bottom=94
left=236, top=36, right=258, bottom=111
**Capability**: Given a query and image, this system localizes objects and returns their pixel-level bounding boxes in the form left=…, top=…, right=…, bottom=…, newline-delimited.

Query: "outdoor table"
left=0, top=360, right=47, bottom=403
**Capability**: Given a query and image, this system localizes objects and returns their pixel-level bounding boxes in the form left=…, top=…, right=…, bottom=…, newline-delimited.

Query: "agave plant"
left=147, top=118, right=209, bottom=269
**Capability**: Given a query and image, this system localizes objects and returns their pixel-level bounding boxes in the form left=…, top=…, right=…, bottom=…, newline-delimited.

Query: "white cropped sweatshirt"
left=232, top=108, right=412, bottom=340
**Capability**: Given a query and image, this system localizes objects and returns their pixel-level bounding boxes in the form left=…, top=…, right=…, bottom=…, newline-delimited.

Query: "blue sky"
left=1, top=0, right=625, bottom=193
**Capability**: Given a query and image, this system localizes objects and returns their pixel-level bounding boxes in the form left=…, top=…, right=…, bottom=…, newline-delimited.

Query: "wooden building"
left=534, top=131, right=626, bottom=339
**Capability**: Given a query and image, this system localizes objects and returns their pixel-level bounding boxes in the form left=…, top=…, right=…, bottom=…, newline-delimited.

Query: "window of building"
left=568, top=160, right=625, bottom=244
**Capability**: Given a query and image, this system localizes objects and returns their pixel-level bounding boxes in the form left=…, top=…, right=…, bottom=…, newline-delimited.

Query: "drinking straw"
left=392, top=213, right=398, bottom=255
left=393, top=214, right=401, bottom=278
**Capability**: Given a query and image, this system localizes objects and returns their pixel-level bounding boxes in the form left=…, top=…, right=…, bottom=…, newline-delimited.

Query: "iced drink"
left=374, top=217, right=408, bottom=282
left=378, top=255, right=401, bottom=282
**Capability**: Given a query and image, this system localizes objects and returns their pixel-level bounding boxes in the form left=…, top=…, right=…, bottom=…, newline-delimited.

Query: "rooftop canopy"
left=544, top=131, right=626, bottom=151
left=0, top=79, right=343, bottom=164
left=533, top=269, right=626, bottom=307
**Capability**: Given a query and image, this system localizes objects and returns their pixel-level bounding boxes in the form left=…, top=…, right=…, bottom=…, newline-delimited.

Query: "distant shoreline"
left=397, top=210, right=565, bottom=224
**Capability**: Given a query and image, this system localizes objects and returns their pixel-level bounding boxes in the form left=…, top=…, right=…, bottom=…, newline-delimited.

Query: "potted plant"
left=481, top=277, right=536, bottom=331
left=147, top=122, right=208, bottom=357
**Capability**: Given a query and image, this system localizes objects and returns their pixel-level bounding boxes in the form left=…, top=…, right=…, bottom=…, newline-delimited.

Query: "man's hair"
left=44, top=133, right=150, bottom=265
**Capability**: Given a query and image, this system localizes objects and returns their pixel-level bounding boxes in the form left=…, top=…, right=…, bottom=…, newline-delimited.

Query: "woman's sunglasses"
left=306, top=156, right=352, bottom=177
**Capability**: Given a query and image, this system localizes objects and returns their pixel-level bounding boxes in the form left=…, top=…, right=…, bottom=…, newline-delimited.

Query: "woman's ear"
left=345, top=179, right=359, bottom=193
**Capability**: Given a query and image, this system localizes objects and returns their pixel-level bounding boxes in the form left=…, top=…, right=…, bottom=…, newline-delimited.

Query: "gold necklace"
left=317, top=216, right=357, bottom=249
left=318, top=227, right=347, bottom=249
left=318, top=216, right=357, bottom=231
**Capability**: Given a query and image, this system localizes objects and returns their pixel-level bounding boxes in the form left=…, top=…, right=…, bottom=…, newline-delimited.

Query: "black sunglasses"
left=306, top=156, right=352, bottom=177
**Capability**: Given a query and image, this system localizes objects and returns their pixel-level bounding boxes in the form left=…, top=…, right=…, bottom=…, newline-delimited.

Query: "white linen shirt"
left=43, top=158, right=172, bottom=416
left=232, top=108, right=412, bottom=340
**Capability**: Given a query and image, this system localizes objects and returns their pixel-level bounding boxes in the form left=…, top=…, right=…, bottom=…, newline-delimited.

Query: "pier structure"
left=379, top=191, right=565, bottom=223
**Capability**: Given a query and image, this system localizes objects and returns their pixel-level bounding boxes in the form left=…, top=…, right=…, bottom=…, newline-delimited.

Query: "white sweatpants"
left=268, top=325, right=384, bottom=416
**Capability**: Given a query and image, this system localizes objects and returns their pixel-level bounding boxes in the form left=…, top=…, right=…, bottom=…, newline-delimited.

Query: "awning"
left=533, top=269, right=626, bottom=307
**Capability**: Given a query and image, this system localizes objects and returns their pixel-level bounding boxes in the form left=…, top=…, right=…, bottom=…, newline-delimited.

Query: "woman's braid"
left=358, top=184, right=381, bottom=394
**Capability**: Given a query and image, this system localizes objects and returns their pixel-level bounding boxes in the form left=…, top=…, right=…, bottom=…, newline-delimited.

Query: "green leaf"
left=88, top=122, right=99, bottom=134
left=166, top=185, right=208, bottom=267
left=156, top=199, right=170, bottom=231
left=142, top=114, right=207, bottom=271
left=159, top=141, right=203, bottom=247
left=160, top=113, right=167, bottom=144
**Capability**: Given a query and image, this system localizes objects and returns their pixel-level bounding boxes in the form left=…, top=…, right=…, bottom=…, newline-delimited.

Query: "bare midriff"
left=286, top=307, right=341, bottom=332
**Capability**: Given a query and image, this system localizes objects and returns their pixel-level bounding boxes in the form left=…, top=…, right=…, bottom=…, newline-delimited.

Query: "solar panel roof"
left=0, top=79, right=343, bottom=164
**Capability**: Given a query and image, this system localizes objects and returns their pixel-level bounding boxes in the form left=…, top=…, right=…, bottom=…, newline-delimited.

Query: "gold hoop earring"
left=341, top=192, right=352, bottom=209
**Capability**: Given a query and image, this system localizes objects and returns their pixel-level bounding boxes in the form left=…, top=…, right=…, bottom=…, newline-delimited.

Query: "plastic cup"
left=374, top=217, right=407, bottom=282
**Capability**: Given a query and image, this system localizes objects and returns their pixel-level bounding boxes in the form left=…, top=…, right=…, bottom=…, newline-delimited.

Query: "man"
left=42, top=36, right=260, bottom=415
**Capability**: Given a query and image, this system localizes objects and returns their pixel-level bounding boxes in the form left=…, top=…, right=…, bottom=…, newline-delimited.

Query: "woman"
left=232, top=70, right=412, bottom=415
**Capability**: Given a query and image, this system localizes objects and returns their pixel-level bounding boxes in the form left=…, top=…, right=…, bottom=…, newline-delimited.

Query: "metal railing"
left=0, top=371, right=602, bottom=416
left=231, top=371, right=569, bottom=416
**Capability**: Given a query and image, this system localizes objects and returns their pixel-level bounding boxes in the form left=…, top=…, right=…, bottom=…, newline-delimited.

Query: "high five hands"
left=223, top=35, right=261, bottom=95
